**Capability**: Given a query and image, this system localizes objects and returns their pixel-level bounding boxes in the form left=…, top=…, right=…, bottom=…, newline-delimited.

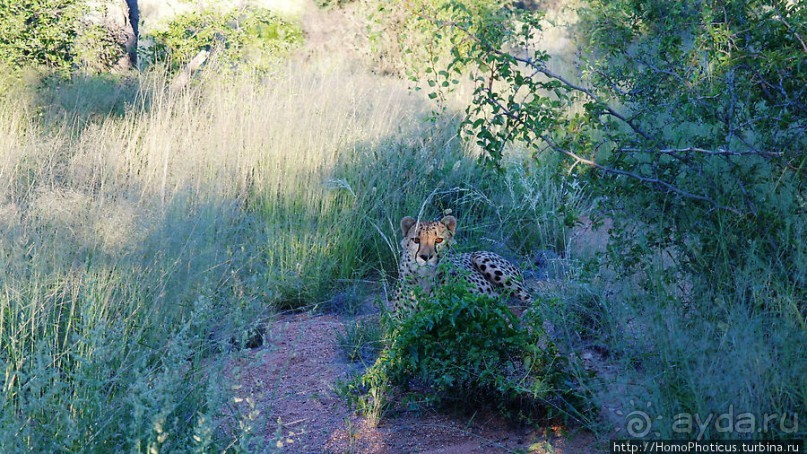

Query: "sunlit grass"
left=0, top=54, right=581, bottom=448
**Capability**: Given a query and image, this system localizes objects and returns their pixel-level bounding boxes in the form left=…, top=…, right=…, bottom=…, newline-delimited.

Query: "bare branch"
left=511, top=53, right=657, bottom=143
left=478, top=90, right=744, bottom=214
left=616, top=147, right=783, bottom=158
left=772, top=6, right=807, bottom=53
left=538, top=136, right=743, bottom=215
left=445, top=17, right=665, bottom=144
left=427, top=13, right=786, bottom=215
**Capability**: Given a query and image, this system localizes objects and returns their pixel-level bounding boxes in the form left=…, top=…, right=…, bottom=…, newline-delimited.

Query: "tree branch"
left=505, top=52, right=657, bottom=143
left=539, top=136, right=743, bottom=215
left=616, top=147, right=783, bottom=158
left=478, top=91, right=743, bottom=214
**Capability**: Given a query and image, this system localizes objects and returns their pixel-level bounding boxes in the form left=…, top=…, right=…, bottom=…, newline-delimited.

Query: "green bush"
left=347, top=268, right=592, bottom=425
left=0, top=0, right=83, bottom=71
left=73, top=20, right=127, bottom=73
left=402, top=0, right=805, bottom=439
left=143, top=7, right=302, bottom=74
left=314, top=0, right=357, bottom=9
left=404, top=0, right=804, bottom=313
left=367, top=0, right=506, bottom=77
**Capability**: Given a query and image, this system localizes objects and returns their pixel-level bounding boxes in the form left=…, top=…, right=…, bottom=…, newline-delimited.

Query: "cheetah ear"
left=440, top=215, right=457, bottom=236
left=400, top=216, right=417, bottom=236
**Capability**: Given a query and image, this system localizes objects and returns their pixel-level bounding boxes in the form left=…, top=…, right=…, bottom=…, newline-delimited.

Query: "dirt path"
left=225, top=312, right=598, bottom=453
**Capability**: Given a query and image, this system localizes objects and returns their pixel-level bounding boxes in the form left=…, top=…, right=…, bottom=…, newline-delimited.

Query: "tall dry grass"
left=0, top=54, right=578, bottom=448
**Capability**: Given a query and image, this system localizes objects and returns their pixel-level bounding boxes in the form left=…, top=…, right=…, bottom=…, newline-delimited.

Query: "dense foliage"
left=143, top=7, right=302, bottom=74
left=411, top=0, right=804, bottom=313
left=314, top=0, right=357, bottom=8
left=576, top=0, right=804, bottom=313
left=0, top=0, right=82, bottom=70
left=0, top=2, right=301, bottom=75
left=349, top=270, right=592, bottom=425
left=384, top=0, right=805, bottom=439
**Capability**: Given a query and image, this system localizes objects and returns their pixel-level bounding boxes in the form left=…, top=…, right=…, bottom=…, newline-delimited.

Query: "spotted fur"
left=393, top=215, right=532, bottom=313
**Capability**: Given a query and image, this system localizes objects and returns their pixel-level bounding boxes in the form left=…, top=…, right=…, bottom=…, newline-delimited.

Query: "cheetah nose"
left=419, top=253, right=433, bottom=262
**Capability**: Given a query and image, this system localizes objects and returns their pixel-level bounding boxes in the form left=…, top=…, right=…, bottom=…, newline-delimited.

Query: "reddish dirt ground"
left=225, top=312, right=601, bottom=453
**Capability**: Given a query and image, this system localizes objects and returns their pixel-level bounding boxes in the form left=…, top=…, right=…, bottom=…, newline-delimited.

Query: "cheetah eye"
left=435, top=238, right=443, bottom=244
left=413, top=238, right=420, bottom=244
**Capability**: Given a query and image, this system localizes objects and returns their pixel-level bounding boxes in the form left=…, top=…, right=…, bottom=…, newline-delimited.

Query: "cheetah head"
left=400, top=215, right=457, bottom=267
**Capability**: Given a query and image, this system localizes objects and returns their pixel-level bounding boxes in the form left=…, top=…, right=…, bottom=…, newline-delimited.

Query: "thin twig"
left=481, top=91, right=743, bottom=214
left=616, top=147, right=782, bottom=158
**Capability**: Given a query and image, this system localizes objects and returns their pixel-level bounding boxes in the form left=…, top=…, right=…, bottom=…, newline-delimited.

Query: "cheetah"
left=393, top=215, right=532, bottom=313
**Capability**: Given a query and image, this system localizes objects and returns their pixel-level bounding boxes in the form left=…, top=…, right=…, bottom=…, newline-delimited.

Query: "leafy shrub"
left=0, top=0, right=83, bottom=71
left=366, top=0, right=506, bottom=77
left=73, top=21, right=126, bottom=72
left=347, top=268, right=592, bottom=425
left=398, top=0, right=805, bottom=438
left=398, top=0, right=804, bottom=311
left=314, top=0, right=357, bottom=9
left=143, top=7, right=302, bottom=74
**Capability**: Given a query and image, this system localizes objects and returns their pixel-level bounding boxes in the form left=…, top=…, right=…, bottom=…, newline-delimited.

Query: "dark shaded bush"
left=348, top=270, right=593, bottom=425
